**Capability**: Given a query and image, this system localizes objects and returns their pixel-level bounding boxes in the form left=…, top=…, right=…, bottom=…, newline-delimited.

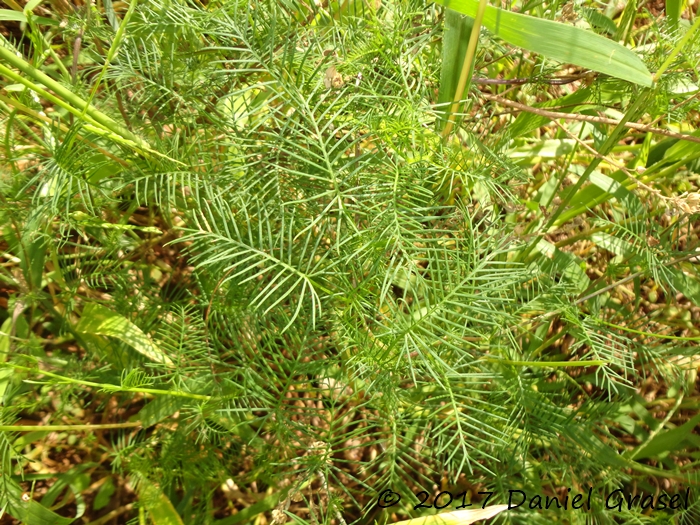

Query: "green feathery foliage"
left=0, top=0, right=699, bottom=524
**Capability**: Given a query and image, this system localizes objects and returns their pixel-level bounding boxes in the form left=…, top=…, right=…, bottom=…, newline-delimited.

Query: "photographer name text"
left=376, top=487, right=691, bottom=513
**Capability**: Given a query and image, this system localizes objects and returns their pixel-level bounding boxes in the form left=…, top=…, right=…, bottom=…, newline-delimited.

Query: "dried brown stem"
left=480, top=92, right=700, bottom=144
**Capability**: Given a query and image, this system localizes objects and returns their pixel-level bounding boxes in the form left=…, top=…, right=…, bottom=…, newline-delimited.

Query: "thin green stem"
left=597, top=319, right=700, bottom=341
left=485, top=358, right=608, bottom=367
left=0, top=422, right=141, bottom=432
left=0, top=46, right=140, bottom=146
left=5, top=363, right=213, bottom=401
left=82, top=0, right=139, bottom=115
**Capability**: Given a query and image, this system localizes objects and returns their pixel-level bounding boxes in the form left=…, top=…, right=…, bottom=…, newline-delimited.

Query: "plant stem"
left=5, top=363, right=213, bottom=401
left=0, top=422, right=141, bottom=432
left=479, top=92, right=700, bottom=144
left=486, top=358, right=608, bottom=367
left=597, top=319, right=700, bottom=341
left=0, top=46, right=141, bottom=147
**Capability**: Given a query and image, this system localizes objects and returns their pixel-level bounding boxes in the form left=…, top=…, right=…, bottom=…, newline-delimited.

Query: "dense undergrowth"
left=0, top=0, right=699, bottom=523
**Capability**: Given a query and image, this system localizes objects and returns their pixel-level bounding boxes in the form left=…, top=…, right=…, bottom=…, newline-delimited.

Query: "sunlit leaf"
left=393, top=505, right=509, bottom=525
left=76, top=303, right=174, bottom=367
left=435, top=0, right=653, bottom=86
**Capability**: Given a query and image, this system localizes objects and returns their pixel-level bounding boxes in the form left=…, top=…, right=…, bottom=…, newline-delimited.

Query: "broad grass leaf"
left=556, top=168, right=644, bottom=225
left=509, top=139, right=576, bottom=162
left=589, top=232, right=636, bottom=258
left=137, top=478, right=185, bottom=525
left=393, top=505, right=509, bottom=525
left=0, top=477, right=77, bottom=525
left=213, top=491, right=280, bottom=525
left=435, top=0, right=653, bottom=87
left=437, top=9, right=474, bottom=130
left=103, top=0, right=120, bottom=30
left=588, top=171, right=644, bottom=216
left=632, top=412, right=700, bottom=460
left=657, top=129, right=700, bottom=167
left=76, top=303, right=174, bottom=367
left=669, top=268, right=700, bottom=306
left=0, top=317, right=10, bottom=362
left=535, top=239, right=590, bottom=294
left=23, top=0, right=42, bottom=14
left=0, top=9, right=26, bottom=21
left=665, top=0, right=682, bottom=29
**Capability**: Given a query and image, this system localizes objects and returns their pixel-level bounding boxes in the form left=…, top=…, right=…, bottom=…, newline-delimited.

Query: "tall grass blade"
left=437, top=9, right=474, bottom=131
left=665, top=0, right=682, bottom=30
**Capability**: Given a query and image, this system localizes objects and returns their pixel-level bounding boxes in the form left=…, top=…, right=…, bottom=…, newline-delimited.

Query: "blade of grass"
left=436, top=9, right=474, bottom=132
left=0, top=46, right=141, bottom=146
left=82, top=0, right=139, bottom=116
left=136, top=478, right=184, bottom=525
left=665, top=0, right=682, bottom=31
left=435, top=0, right=653, bottom=87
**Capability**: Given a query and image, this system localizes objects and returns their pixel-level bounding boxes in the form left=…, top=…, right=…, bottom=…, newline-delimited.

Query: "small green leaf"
left=136, top=396, right=186, bottom=427
left=581, top=7, right=618, bottom=36
left=3, top=83, right=27, bottom=91
left=536, top=239, right=591, bottom=293
left=76, top=303, right=174, bottom=367
left=669, top=268, right=700, bottom=307
left=0, top=477, right=77, bottom=525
